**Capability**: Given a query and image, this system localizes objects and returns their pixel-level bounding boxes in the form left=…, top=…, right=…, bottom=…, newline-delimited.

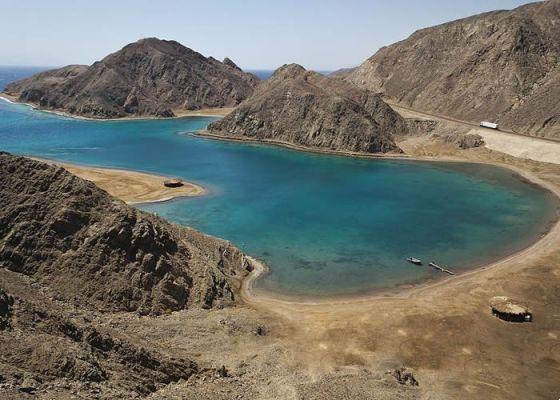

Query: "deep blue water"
left=0, top=72, right=557, bottom=297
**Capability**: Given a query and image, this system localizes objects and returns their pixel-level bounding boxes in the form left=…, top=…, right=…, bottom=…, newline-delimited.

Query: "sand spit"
left=33, top=158, right=205, bottom=204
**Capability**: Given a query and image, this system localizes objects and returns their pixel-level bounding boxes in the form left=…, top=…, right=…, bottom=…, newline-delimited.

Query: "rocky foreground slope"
left=208, top=64, right=408, bottom=153
left=3, top=38, right=259, bottom=118
left=346, top=0, right=560, bottom=137
left=0, top=152, right=253, bottom=396
left=0, top=153, right=421, bottom=399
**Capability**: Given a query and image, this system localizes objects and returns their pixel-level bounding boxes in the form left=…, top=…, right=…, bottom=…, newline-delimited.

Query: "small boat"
left=406, top=257, right=422, bottom=265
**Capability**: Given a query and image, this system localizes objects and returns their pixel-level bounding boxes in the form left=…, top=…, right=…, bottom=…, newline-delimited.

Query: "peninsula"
left=207, top=64, right=408, bottom=154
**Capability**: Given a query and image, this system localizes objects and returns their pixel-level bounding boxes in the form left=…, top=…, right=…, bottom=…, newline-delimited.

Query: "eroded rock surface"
left=208, top=64, right=408, bottom=154
left=3, top=38, right=259, bottom=118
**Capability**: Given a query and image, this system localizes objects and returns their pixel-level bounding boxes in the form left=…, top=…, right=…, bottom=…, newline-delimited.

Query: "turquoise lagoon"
left=0, top=98, right=557, bottom=297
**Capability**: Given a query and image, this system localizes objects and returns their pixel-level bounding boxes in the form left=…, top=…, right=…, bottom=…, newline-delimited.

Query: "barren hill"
left=346, top=0, right=560, bottom=137
left=208, top=64, right=408, bottom=153
left=3, top=38, right=259, bottom=118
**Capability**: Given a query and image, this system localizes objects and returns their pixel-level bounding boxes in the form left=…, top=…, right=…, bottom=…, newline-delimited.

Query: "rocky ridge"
left=208, top=64, right=408, bottom=154
left=346, top=0, right=560, bottom=137
left=0, top=152, right=255, bottom=397
left=3, top=38, right=259, bottom=118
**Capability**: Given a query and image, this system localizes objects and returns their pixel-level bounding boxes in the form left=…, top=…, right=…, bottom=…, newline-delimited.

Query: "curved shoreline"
left=5, top=97, right=559, bottom=307
left=197, top=130, right=411, bottom=160
left=239, top=155, right=560, bottom=307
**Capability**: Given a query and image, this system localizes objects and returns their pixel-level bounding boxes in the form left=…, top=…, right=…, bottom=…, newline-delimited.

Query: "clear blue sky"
left=1, top=0, right=535, bottom=70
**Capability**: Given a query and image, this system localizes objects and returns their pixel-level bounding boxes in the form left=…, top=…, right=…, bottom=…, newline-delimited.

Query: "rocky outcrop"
left=388, top=368, right=419, bottom=386
left=208, top=64, right=408, bottom=154
left=3, top=38, right=259, bottom=118
left=436, top=133, right=485, bottom=149
left=346, top=0, right=560, bottom=137
left=0, top=152, right=248, bottom=315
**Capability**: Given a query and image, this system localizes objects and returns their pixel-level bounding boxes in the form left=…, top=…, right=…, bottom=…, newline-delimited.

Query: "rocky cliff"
left=0, top=152, right=248, bottom=315
left=346, top=0, right=560, bottom=137
left=3, top=38, right=259, bottom=118
left=208, top=64, right=407, bottom=153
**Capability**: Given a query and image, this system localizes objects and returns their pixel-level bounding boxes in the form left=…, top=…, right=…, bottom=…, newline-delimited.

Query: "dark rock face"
left=346, top=0, right=560, bottom=137
left=0, top=152, right=247, bottom=315
left=208, top=64, right=407, bottom=153
left=3, top=38, right=259, bottom=118
left=388, top=367, right=419, bottom=386
left=0, top=288, right=14, bottom=330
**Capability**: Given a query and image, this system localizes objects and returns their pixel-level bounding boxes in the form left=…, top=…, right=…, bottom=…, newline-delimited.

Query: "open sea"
left=0, top=67, right=557, bottom=297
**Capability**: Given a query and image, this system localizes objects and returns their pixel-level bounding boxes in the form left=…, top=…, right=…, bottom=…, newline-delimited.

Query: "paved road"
left=388, top=101, right=560, bottom=143
left=388, top=101, right=560, bottom=165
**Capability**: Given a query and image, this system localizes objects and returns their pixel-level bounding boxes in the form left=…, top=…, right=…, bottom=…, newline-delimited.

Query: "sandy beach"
left=224, top=107, right=560, bottom=399
left=233, top=142, right=560, bottom=398
left=33, top=158, right=205, bottom=204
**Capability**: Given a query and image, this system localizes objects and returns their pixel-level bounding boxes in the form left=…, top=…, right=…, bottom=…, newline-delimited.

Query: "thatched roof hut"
left=490, top=296, right=532, bottom=323
left=164, top=178, right=184, bottom=188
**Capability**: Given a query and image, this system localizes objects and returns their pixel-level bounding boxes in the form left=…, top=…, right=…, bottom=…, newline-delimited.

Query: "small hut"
left=163, top=178, right=184, bottom=188
left=490, top=296, right=532, bottom=323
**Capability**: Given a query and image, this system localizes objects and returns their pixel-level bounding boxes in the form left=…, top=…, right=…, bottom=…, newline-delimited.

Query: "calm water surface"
left=0, top=96, right=557, bottom=297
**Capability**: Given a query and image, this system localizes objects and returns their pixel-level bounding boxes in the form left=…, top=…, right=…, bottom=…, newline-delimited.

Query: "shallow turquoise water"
left=0, top=98, right=557, bottom=297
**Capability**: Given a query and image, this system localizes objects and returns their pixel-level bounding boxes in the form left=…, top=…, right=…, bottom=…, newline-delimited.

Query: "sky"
left=0, top=0, right=536, bottom=70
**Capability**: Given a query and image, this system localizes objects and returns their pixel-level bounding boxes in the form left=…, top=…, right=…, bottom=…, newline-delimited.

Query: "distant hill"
left=3, top=38, right=259, bottom=118
left=346, top=0, right=560, bottom=137
left=328, top=67, right=356, bottom=78
left=208, top=64, right=407, bottom=154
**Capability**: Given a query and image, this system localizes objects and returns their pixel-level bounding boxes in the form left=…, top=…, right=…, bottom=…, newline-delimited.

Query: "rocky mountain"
left=346, top=0, right=560, bottom=137
left=0, top=152, right=256, bottom=397
left=208, top=64, right=408, bottom=153
left=0, top=152, right=248, bottom=315
left=3, top=38, right=259, bottom=118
